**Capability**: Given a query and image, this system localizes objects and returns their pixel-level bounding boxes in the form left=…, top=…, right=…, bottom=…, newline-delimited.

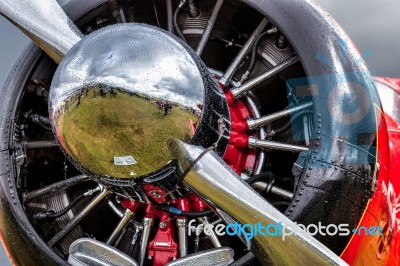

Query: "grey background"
left=0, top=0, right=399, bottom=265
left=317, top=0, right=400, bottom=77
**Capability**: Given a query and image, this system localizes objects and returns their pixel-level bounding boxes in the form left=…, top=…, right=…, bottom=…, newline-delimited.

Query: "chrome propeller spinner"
left=49, top=23, right=229, bottom=180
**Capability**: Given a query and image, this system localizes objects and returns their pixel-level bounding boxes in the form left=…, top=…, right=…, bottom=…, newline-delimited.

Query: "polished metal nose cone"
left=49, top=23, right=228, bottom=180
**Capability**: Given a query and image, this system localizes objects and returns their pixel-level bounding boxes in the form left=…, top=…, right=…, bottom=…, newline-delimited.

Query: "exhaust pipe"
left=168, top=139, right=347, bottom=266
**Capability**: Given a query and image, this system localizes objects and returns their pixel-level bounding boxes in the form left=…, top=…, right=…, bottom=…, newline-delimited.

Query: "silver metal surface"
left=187, top=0, right=199, bottom=18
left=48, top=187, right=110, bottom=247
left=83, top=186, right=102, bottom=197
left=68, top=238, right=138, bottom=266
left=189, top=218, right=224, bottom=233
left=131, top=226, right=142, bottom=249
left=176, top=218, right=188, bottom=257
left=247, top=102, right=313, bottom=130
left=24, top=140, right=59, bottom=149
left=169, top=139, right=347, bottom=265
left=50, top=23, right=212, bottom=179
left=106, top=209, right=134, bottom=245
left=165, top=247, right=234, bottom=266
left=248, top=137, right=309, bottom=152
left=214, top=209, right=252, bottom=250
left=219, top=18, right=268, bottom=86
left=252, top=181, right=293, bottom=201
left=107, top=200, right=124, bottom=218
left=166, top=0, right=174, bottom=32
left=231, top=56, right=299, bottom=99
left=139, top=217, right=153, bottom=266
left=198, top=216, right=222, bottom=248
left=0, top=0, right=83, bottom=63
left=23, top=175, right=89, bottom=201
left=196, top=0, right=225, bottom=56
left=245, top=95, right=266, bottom=174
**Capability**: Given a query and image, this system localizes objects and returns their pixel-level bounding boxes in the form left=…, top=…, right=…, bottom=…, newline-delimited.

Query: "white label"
left=113, top=156, right=137, bottom=166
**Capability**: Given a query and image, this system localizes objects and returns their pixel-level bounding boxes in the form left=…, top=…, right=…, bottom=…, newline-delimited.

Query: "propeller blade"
left=0, top=0, right=83, bottom=63
left=169, top=139, right=348, bottom=266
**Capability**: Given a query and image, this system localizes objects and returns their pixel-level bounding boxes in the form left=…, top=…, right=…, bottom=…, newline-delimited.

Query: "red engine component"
left=145, top=204, right=178, bottom=266
left=189, top=194, right=208, bottom=211
left=121, top=198, right=142, bottom=213
left=143, top=184, right=169, bottom=203
left=120, top=193, right=213, bottom=265
left=221, top=85, right=257, bottom=174
left=171, top=197, right=191, bottom=217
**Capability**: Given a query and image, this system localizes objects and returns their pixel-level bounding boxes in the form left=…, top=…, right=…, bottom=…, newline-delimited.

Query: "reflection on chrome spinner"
left=49, top=23, right=229, bottom=180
